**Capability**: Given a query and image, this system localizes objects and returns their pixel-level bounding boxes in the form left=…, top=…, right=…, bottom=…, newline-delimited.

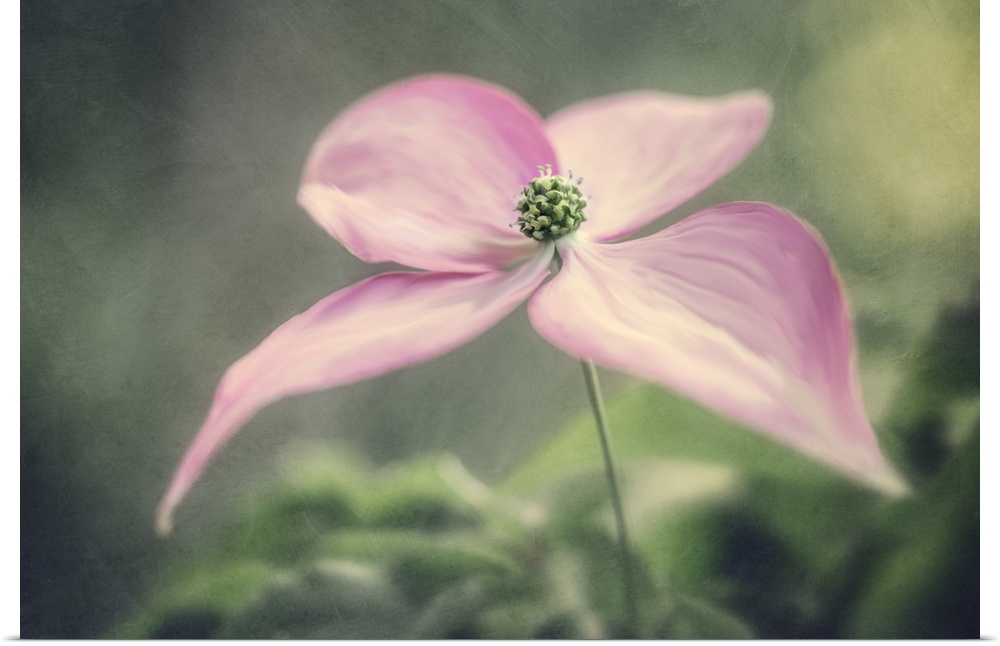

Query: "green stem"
left=581, top=359, right=638, bottom=636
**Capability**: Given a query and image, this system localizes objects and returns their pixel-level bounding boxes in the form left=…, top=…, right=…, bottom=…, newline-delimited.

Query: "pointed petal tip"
left=749, top=90, right=774, bottom=131
left=155, top=507, right=174, bottom=538
left=545, top=89, right=775, bottom=242
left=742, top=88, right=774, bottom=114
left=529, top=203, right=913, bottom=497
left=721, top=88, right=772, bottom=127
left=867, top=465, right=912, bottom=498
left=153, top=254, right=553, bottom=531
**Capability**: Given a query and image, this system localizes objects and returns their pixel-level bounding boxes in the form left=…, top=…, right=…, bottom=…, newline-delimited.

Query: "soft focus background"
left=21, top=0, right=979, bottom=638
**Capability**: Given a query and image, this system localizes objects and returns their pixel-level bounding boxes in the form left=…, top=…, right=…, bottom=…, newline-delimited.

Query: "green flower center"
left=514, top=165, right=587, bottom=241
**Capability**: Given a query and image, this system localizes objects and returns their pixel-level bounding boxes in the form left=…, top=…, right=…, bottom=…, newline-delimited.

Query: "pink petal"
left=299, top=75, right=557, bottom=273
left=529, top=203, right=907, bottom=494
left=156, top=247, right=553, bottom=534
left=545, top=91, right=771, bottom=242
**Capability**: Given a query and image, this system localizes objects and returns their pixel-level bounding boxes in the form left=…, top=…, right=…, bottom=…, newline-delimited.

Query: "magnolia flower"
left=157, top=75, right=906, bottom=534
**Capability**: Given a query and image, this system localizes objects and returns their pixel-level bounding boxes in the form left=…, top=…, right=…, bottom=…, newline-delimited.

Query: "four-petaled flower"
left=157, top=75, right=906, bottom=534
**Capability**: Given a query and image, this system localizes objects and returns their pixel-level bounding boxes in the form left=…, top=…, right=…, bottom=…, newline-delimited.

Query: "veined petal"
left=530, top=203, right=906, bottom=494
left=156, top=246, right=553, bottom=534
left=546, top=91, right=771, bottom=242
left=299, top=75, right=557, bottom=272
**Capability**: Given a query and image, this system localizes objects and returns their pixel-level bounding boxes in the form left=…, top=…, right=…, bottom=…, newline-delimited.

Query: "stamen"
left=514, top=166, right=587, bottom=241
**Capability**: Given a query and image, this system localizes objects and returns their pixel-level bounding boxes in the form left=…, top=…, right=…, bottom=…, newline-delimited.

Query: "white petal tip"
left=155, top=511, right=174, bottom=538
left=868, top=467, right=912, bottom=498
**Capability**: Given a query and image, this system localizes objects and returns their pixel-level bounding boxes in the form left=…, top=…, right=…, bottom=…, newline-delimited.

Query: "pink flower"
left=156, top=75, right=907, bottom=534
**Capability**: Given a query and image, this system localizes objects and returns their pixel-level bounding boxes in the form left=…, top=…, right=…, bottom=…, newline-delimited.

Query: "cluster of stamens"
left=514, top=165, right=587, bottom=241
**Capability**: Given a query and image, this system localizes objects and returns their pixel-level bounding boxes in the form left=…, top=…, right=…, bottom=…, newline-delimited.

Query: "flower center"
left=514, top=165, right=587, bottom=241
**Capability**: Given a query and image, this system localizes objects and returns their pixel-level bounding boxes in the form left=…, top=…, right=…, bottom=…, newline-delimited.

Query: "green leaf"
left=502, top=383, right=841, bottom=495
left=410, top=578, right=492, bottom=638
left=846, top=430, right=979, bottom=638
left=106, top=561, right=275, bottom=638
left=318, top=528, right=525, bottom=587
left=217, top=560, right=415, bottom=639
left=658, top=593, right=756, bottom=639
left=362, top=455, right=488, bottom=531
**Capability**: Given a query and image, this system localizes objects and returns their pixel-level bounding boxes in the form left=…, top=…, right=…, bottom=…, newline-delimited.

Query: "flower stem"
left=581, top=359, right=638, bottom=636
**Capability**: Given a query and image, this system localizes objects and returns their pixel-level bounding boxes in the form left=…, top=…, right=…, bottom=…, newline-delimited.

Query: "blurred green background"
left=21, top=0, right=978, bottom=638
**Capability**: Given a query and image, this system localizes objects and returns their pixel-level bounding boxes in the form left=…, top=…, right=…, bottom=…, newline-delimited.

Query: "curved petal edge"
left=299, top=74, right=557, bottom=272
left=546, top=90, right=772, bottom=242
left=530, top=203, right=907, bottom=495
left=156, top=246, right=553, bottom=535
